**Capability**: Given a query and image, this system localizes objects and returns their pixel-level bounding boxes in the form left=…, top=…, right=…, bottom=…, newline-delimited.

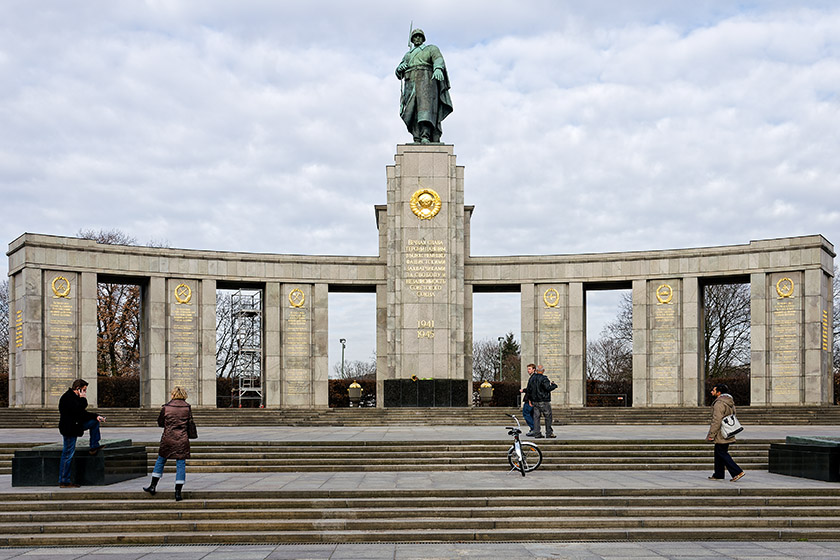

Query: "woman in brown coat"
left=706, top=383, right=745, bottom=482
left=142, top=386, right=195, bottom=501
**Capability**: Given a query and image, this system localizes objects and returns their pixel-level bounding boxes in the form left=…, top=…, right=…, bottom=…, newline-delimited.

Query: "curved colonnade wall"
left=7, top=145, right=835, bottom=408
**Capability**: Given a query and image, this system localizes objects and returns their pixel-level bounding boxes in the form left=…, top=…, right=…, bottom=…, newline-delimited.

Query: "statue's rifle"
left=400, top=20, right=413, bottom=110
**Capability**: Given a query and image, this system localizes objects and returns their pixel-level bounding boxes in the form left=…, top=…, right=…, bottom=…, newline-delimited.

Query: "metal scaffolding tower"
left=231, top=289, right=263, bottom=407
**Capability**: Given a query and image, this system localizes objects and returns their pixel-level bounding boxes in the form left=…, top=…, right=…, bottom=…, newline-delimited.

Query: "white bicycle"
left=505, top=413, right=543, bottom=476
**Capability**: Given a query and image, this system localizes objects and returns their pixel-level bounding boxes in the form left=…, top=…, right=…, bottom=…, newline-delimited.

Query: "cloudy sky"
left=2, top=1, right=839, bottom=370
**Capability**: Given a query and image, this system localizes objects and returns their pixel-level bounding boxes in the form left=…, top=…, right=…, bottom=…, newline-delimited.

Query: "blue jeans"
left=58, top=418, right=101, bottom=484
left=522, top=401, right=534, bottom=431
left=152, top=455, right=186, bottom=484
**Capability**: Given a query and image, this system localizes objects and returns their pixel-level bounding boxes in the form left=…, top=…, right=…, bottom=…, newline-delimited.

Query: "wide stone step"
left=2, top=405, right=838, bottom=427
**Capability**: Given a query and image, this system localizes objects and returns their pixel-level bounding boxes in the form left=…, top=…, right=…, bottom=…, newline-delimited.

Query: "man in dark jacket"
left=525, top=365, right=557, bottom=438
left=58, top=379, right=105, bottom=487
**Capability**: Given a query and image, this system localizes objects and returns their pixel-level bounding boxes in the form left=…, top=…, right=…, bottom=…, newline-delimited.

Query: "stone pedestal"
left=378, top=144, right=468, bottom=405
left=769, top=436, right=840, bottom=482
left=12, top=439, right=147, bottom=486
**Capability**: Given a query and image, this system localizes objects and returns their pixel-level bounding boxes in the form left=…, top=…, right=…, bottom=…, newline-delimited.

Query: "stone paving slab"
left=0, top=424, right=835, bottom=444
left=0, top=541, right=840, bottom=559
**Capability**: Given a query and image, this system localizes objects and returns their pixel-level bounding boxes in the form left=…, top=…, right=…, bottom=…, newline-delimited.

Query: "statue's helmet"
left=410, top=28, right=425, bottom=42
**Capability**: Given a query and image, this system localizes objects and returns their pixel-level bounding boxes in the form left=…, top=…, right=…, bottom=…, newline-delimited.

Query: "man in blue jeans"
left=58, top=379, right=105, bottom=487
left=520, top=363, right=536, bottom=432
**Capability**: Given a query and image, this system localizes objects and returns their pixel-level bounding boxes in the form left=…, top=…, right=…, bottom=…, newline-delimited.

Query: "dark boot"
left=174, top=483, right=183, bottom=502
left=143, top=476, right=159, bottom=496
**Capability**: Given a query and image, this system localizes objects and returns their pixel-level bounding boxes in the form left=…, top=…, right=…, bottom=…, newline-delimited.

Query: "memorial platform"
left=11, top=438, right=147, bottom=487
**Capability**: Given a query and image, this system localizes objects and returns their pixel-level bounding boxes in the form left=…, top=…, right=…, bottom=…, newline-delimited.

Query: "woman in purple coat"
left=142, top=386, right=195, bottom=501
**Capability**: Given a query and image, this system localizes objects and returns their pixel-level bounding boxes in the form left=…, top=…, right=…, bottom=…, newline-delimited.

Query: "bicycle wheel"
left=508, top=442, right=542, bottom=472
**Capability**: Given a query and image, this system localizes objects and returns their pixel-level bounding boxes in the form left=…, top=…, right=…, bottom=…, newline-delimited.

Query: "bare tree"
left=215, top=291, right=237, bottom=378
left=0, top=280, right=8, bottom=379
left=78, top=229, right=142, bottom=377
left=703, top=283, right=751, bottom=378
left=587, top=336, right=632, bottom=384
left=472, top=338, right=498, bottom=382
left=834, top=265, right=839, bottom=375
left=331, top=354, right=376, bottom=380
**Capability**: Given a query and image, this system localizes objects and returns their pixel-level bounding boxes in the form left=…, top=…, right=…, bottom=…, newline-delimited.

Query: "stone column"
left=9, top=267, right=44, bottom=407
left=519, top=283, right=536, bottom=388
left=79, top=272, right=98, bottom=405
left=568, top=282, right=585, bottom=407
left=142, top=276, right=167, bottom=407
left=384, top=144, right=466, bottom=382
left=631, top=279, right=649, bottom=406
left=375, top=283, right=388, bottom=408
left=198, top=278, right=216, bottom=408
left=749, top=272, right=768, bottom=405
left=312, top=283, right=329, bottom=407
left=264, top=282, right=282, bottom=408
left=280, top=283, right=314, bottom=408
left=534, top=284, right=570, bottom=406
left=165, top=278, right=200, bottom=403
left=43, top=271, right=79, bottom=406
left=765, top=272, right=804, bottom=403
left=804, top=268, right=832, bottom=403
left=646, top=279, right=683, bottom=406
left=681, top=277, right=701, bottom=406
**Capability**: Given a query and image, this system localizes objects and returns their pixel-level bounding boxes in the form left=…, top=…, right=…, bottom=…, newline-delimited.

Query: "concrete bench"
left=12, top=438, right=147, bottom=487
left=769, top=436, right=840, bottom=482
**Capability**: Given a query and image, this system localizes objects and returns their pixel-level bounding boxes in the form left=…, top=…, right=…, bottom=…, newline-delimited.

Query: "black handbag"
left=187, top=414, right=198, bottom=439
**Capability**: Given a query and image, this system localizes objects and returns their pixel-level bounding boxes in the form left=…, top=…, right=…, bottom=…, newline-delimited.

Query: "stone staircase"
left=1, top=487, right=839, bottom=545
left=0, top=439, right=774, bottom=475
left=1, top=405, right=839, bottom=427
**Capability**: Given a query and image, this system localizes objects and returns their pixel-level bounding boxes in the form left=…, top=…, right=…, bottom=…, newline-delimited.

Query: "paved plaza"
left=0, top=424, right=837, bottom=558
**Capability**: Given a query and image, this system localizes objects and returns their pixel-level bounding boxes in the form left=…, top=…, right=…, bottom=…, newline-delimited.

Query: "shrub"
left=472, top=381, right=520, bottom=407
left=96, top=375, right=140, bottom=407
left=329, top=379, right=376, bottom=408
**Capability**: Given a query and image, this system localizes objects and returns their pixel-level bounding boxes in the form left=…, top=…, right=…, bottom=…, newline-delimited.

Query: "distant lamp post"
left=497, top=336, right=504, bottom=382
left=339, top=338, right=346, bottom=378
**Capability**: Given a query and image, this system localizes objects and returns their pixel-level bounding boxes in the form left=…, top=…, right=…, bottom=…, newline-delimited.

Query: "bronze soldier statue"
left=395, top=29, right=453, bottom=143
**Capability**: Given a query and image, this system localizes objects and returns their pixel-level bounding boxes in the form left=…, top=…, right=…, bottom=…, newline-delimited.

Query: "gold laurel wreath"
left=409, top=188, right=442, bottom=220
left=543, top=288, right=559, bottom=308
left=174, top=283, right=192, bottom=304
left=776, top=277, right=794, bottom=299
left=289, top=288, right=305, bottom=308
left=51, top=276, right=71, bottom=298
left=656, top=284, right=673, bottom=304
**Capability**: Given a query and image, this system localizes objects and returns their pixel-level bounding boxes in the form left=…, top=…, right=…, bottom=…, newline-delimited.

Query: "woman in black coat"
left=142, top=386, right=195, bottom=501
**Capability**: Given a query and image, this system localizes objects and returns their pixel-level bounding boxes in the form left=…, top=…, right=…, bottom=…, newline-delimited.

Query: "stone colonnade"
left=6, top=145, right=836, bottom=408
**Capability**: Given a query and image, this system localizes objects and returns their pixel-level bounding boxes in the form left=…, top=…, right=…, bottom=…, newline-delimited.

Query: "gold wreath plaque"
left=174, top=284, right=192, bottom=304
left=51, top=276, right=71, bottom=298
left=776, top=277, right=794, bottom=299
left=656, top=284, right=673, bottom=304
left=409, top=188, right=442, bottom=220
left=289, top=288, right=305, bottom=308
left=543, top=288, right=559, bottom=308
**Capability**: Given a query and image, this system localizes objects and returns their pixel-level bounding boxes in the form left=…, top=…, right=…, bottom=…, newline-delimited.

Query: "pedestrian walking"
left=525, top=365, right=557, bottom=438
left=58, top=379, right=105, bottom=488
left=706, top=383, right=745, bottom=482
left=143, top=386, right=197, bottom=501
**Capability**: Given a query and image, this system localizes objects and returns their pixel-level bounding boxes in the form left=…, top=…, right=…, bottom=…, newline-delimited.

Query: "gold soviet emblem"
left=543, top=288, right=559, bottom=308
left=51, top=276, right=71, bottom=298
left=776, top=277, right=794, bottom=299
left=656, top=284, right=673, bottom=304
left=289, top=288, right=305, bottom=308
left=409, top=188, right=442, bottom=220
left=174, top=284, right=192, bottom=304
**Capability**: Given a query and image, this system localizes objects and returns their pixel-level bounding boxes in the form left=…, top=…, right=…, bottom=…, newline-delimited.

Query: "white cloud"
left=1, top=1, right=839, bottom=364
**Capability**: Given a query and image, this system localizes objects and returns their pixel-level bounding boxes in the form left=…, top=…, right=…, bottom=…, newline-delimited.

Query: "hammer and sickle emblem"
left=289, top=288, right=305, bottom=308
left=656, top=284, right=673, bottom=304
left=409, top=188, right=442, bottom=220
left=51, top=276, right=71, bottom=298
left=543, top=288, right=560, bottom=308
left=174, top=284, right=192, bottom=304
left=776, top=277, right=794, bottom=299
